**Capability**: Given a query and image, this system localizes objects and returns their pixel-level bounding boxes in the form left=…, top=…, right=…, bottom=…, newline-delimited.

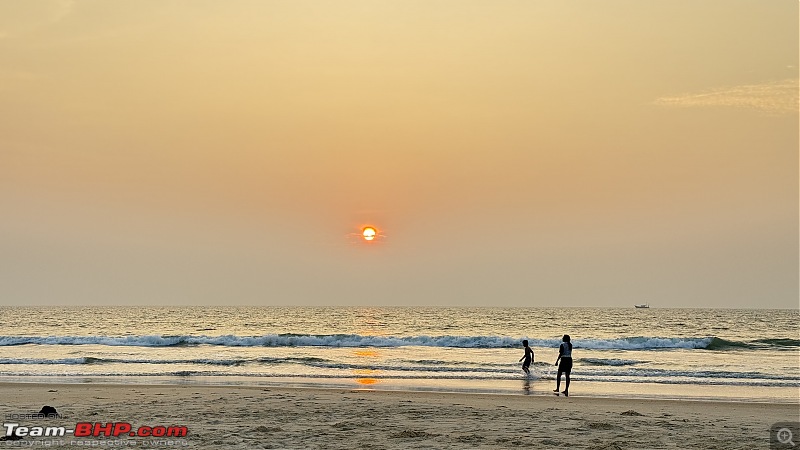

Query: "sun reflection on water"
left=352, top=310, right=384, bottom=387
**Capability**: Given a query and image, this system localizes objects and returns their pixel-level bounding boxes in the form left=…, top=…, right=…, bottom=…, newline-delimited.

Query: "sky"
left=0, top=0, right=797, bottom=308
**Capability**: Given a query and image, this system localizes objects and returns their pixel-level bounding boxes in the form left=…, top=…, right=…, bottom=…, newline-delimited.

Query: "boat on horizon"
left=634, top=303, right=650, bottom=309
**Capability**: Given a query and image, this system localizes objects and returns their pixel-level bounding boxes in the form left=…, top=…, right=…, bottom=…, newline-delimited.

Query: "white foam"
left=0, top=334, right=714, bottom=350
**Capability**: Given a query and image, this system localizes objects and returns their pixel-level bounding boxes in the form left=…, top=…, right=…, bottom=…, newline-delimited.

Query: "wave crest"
left=0, top=334, right=795, bottom=350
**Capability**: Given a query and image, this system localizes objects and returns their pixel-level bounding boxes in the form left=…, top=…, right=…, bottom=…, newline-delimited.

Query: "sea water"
left=0, top=307, right=797, bottom=402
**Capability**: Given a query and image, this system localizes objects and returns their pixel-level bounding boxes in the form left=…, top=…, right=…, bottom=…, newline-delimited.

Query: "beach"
left=1, top=383, right=797, bottom=449
left=1, top=307, right=797, bottom=448
left=2, top=1, right=797, bottom=448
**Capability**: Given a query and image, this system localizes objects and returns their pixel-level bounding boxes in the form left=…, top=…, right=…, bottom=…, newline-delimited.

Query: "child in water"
left=519, top=340, right=534, bottom=375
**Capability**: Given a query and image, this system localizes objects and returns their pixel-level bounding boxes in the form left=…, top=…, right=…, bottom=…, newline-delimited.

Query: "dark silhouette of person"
left=553, top=334, right=573, bottom=396
left=519, top=339, right=534, bottom=375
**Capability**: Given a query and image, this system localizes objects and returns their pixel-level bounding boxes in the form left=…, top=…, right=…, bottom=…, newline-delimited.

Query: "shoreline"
left=1, top=380, right=798, bottom=404
left=1, top=376, right=797, bottom=405
left=0, top=383, right=797, bottom=449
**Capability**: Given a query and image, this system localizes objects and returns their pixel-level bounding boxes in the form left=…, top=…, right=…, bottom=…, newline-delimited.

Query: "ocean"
left=1, top=307, right=797, bottom=402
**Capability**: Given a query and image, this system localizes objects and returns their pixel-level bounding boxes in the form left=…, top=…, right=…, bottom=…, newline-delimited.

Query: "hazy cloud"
left=0, top=0, right=75, bottom=39
left=0, top=70, right=39, bottom=92
left=654, top=79, right=799, bottom=115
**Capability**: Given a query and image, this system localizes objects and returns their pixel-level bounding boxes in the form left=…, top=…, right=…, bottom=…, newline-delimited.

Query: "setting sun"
left=362, top=227, right=377, bottom=241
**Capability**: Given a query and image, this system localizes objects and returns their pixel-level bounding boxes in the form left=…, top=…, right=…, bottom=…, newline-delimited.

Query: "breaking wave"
left=0, top=334, right=796, bottom=350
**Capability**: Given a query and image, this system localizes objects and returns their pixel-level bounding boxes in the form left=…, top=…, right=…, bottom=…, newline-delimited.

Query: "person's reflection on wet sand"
left=522, top=377, right=531, bottom=395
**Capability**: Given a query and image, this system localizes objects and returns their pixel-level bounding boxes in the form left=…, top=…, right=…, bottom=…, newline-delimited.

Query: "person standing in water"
left=554, top=335, right=573, bottom=396
left=519, top=340, right=534, bottom=376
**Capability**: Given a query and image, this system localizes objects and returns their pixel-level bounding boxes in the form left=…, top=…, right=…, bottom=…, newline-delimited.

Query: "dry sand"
left=0, top=383, right=797, bottom=449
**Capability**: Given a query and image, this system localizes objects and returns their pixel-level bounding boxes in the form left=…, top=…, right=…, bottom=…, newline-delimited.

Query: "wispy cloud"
left=654, top=79, right=799, bottom=115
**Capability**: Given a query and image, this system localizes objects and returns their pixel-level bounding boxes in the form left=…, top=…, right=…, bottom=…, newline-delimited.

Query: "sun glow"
left=362, top=227, right=377, bottom=241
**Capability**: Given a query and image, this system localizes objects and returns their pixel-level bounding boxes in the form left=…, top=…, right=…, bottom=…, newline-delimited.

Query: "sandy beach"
left=0, top=383, right=797, bottom=449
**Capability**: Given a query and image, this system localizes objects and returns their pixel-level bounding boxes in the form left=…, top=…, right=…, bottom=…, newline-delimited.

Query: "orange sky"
left=0, top=1, right=797, bottom=307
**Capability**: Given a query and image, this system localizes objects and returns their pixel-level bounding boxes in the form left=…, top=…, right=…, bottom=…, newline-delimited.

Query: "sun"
left=347, top=224, right=384, bottom=244
left=362, top=227, right=377, bottom=241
